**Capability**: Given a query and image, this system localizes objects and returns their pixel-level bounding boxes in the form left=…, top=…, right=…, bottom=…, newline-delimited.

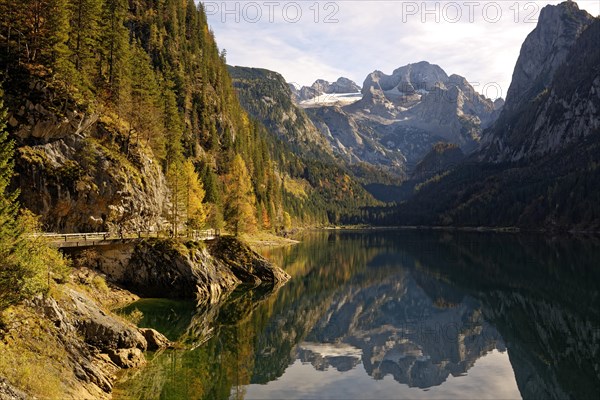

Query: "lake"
left=113, top=230, right=600, bottom=400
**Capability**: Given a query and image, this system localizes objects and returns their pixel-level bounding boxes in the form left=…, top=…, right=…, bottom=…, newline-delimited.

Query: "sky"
left=204, top=1, right=600, bottom=99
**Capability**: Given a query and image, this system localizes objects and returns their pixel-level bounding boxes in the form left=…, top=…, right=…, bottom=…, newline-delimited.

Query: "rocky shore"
left=0, top=236, right=289, bottom=399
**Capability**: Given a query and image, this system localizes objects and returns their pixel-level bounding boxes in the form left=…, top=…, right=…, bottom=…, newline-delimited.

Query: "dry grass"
left=240, top=231, right=299, bottom=250
left=0, top=306, right=69, bottom=399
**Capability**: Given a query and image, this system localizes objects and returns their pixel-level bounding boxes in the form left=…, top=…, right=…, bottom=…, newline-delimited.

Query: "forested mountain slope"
left=0, top=0, right=374, bottom=232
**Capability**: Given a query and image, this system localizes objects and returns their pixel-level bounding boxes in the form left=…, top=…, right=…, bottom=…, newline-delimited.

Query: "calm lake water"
left=113, top=230, right=600, bottom=400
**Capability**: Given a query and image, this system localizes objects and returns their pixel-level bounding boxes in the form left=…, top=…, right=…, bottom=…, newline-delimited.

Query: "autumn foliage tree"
left=182, top=160, right=206, bottom=231
left=224, top=155, right=257, bottom=236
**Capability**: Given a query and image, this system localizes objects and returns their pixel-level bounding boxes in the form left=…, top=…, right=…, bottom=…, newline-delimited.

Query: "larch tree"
left=224, top=155, right=257, bottom=236
left=182, top=160, right=206, bottom=231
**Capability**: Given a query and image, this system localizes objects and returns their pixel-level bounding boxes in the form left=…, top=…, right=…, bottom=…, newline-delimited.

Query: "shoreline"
left=313, top=224, right=600, bottom=236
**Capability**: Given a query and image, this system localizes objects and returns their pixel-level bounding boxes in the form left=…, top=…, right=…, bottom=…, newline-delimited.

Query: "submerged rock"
left=107, top=348, right=145, bottom=369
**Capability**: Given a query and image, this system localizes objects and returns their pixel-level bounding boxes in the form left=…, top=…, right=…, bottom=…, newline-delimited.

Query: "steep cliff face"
left=8, top=80, right=169, bottom=233
left=481, top=1, right=595, bottom=161
left=228, top=66, right=333, bottom=154
left=392, top=4, right=600, bottom=229
left=502, top=1, right=593, bottom=114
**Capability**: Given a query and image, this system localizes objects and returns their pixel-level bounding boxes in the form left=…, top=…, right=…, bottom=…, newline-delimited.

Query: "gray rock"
left=481, top=1, right=596, bottom=162
left=10, top=80, right=169, bottom=234
left=503, top=0, right=593, bottom=114
left=206, top=236, right=291, bottom=285
left=0, top=377, right=27, bottom=400
left=124, top=239, right=240, bottom=302
left=301, top=61, right=500, bottom=176
left=67, top=289, right=147, bottom=352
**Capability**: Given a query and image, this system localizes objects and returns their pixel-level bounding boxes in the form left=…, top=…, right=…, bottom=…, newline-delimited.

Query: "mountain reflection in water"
left=114, top=230, right=600, bottom=400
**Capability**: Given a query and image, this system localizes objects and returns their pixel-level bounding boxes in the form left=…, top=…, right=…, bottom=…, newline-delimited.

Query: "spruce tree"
left=99, top=0, right=130, bottom=102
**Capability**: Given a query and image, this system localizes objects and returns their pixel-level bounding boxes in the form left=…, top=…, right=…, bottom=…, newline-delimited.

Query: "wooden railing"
left=33, top=229, right=218, bottom=248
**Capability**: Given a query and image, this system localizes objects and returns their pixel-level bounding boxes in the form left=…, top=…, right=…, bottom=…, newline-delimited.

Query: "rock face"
left=481, top=1, right=595, bottom=161
left=9, top=79, right=169, bottom=233
left=207, top=236, right=291, bottom=284
left=302, top=61, right=500, bottom=177
left=80, top=237, right=290, bottom=303
left=393, top=3, right=600, bottom=230
left=502, top=1, right=593, bottom=114
left=66, top=289, right=148, bottom=354
left=28, top=289, right=163, bottom=397
left=125, top=239, right=241, bottom=302
left=0, top=378, right=27, bottom=400
left=229, top=66, right=334, bottom=155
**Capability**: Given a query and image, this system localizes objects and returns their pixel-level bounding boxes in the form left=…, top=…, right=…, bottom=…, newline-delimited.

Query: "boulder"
left=67, top=289, right=147, bottom=352
left=140, top=328, right=170, bottom=350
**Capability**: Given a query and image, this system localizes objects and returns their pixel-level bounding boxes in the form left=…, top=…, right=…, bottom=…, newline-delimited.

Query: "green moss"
left=18, top=146, right=49, bottom=167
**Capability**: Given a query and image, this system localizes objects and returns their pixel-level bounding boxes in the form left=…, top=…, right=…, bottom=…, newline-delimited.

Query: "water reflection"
left=114, top=230, right=600, bottom=400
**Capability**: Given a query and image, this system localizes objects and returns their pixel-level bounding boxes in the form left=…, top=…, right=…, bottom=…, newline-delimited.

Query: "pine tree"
left=128, top=43, right=164, bottom=159
left=224, top=155, right=257, bottom=236
left=166, top=159, right=185, bottom=237
left=161, top=75, right=184, bottom=171
left=0, top=90, right=25, bottom=308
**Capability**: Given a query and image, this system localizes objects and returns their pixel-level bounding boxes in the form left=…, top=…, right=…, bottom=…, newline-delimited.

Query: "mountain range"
left=297, top=61, right=502, bottom=178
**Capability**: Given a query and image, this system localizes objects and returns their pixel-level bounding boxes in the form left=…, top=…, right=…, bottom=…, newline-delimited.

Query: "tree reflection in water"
left=114, top=230, right=600, bottom=400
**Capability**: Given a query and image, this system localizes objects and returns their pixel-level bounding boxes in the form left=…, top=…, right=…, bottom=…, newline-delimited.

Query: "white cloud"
left=204, top=1, right=600, bottom=96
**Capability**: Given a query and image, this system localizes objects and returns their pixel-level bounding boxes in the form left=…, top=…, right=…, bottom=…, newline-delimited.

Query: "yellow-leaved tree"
left=167, top=159, right=207, bottom=236
left=224, top=155, right=257, bottom=236
left=182, top=160, right=206, bottom=231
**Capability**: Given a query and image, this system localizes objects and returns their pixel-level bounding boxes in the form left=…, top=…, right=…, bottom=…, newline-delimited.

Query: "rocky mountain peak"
left=480, top=1, right=596, bottom=162
left=503, top=0, right=593, bottom=113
